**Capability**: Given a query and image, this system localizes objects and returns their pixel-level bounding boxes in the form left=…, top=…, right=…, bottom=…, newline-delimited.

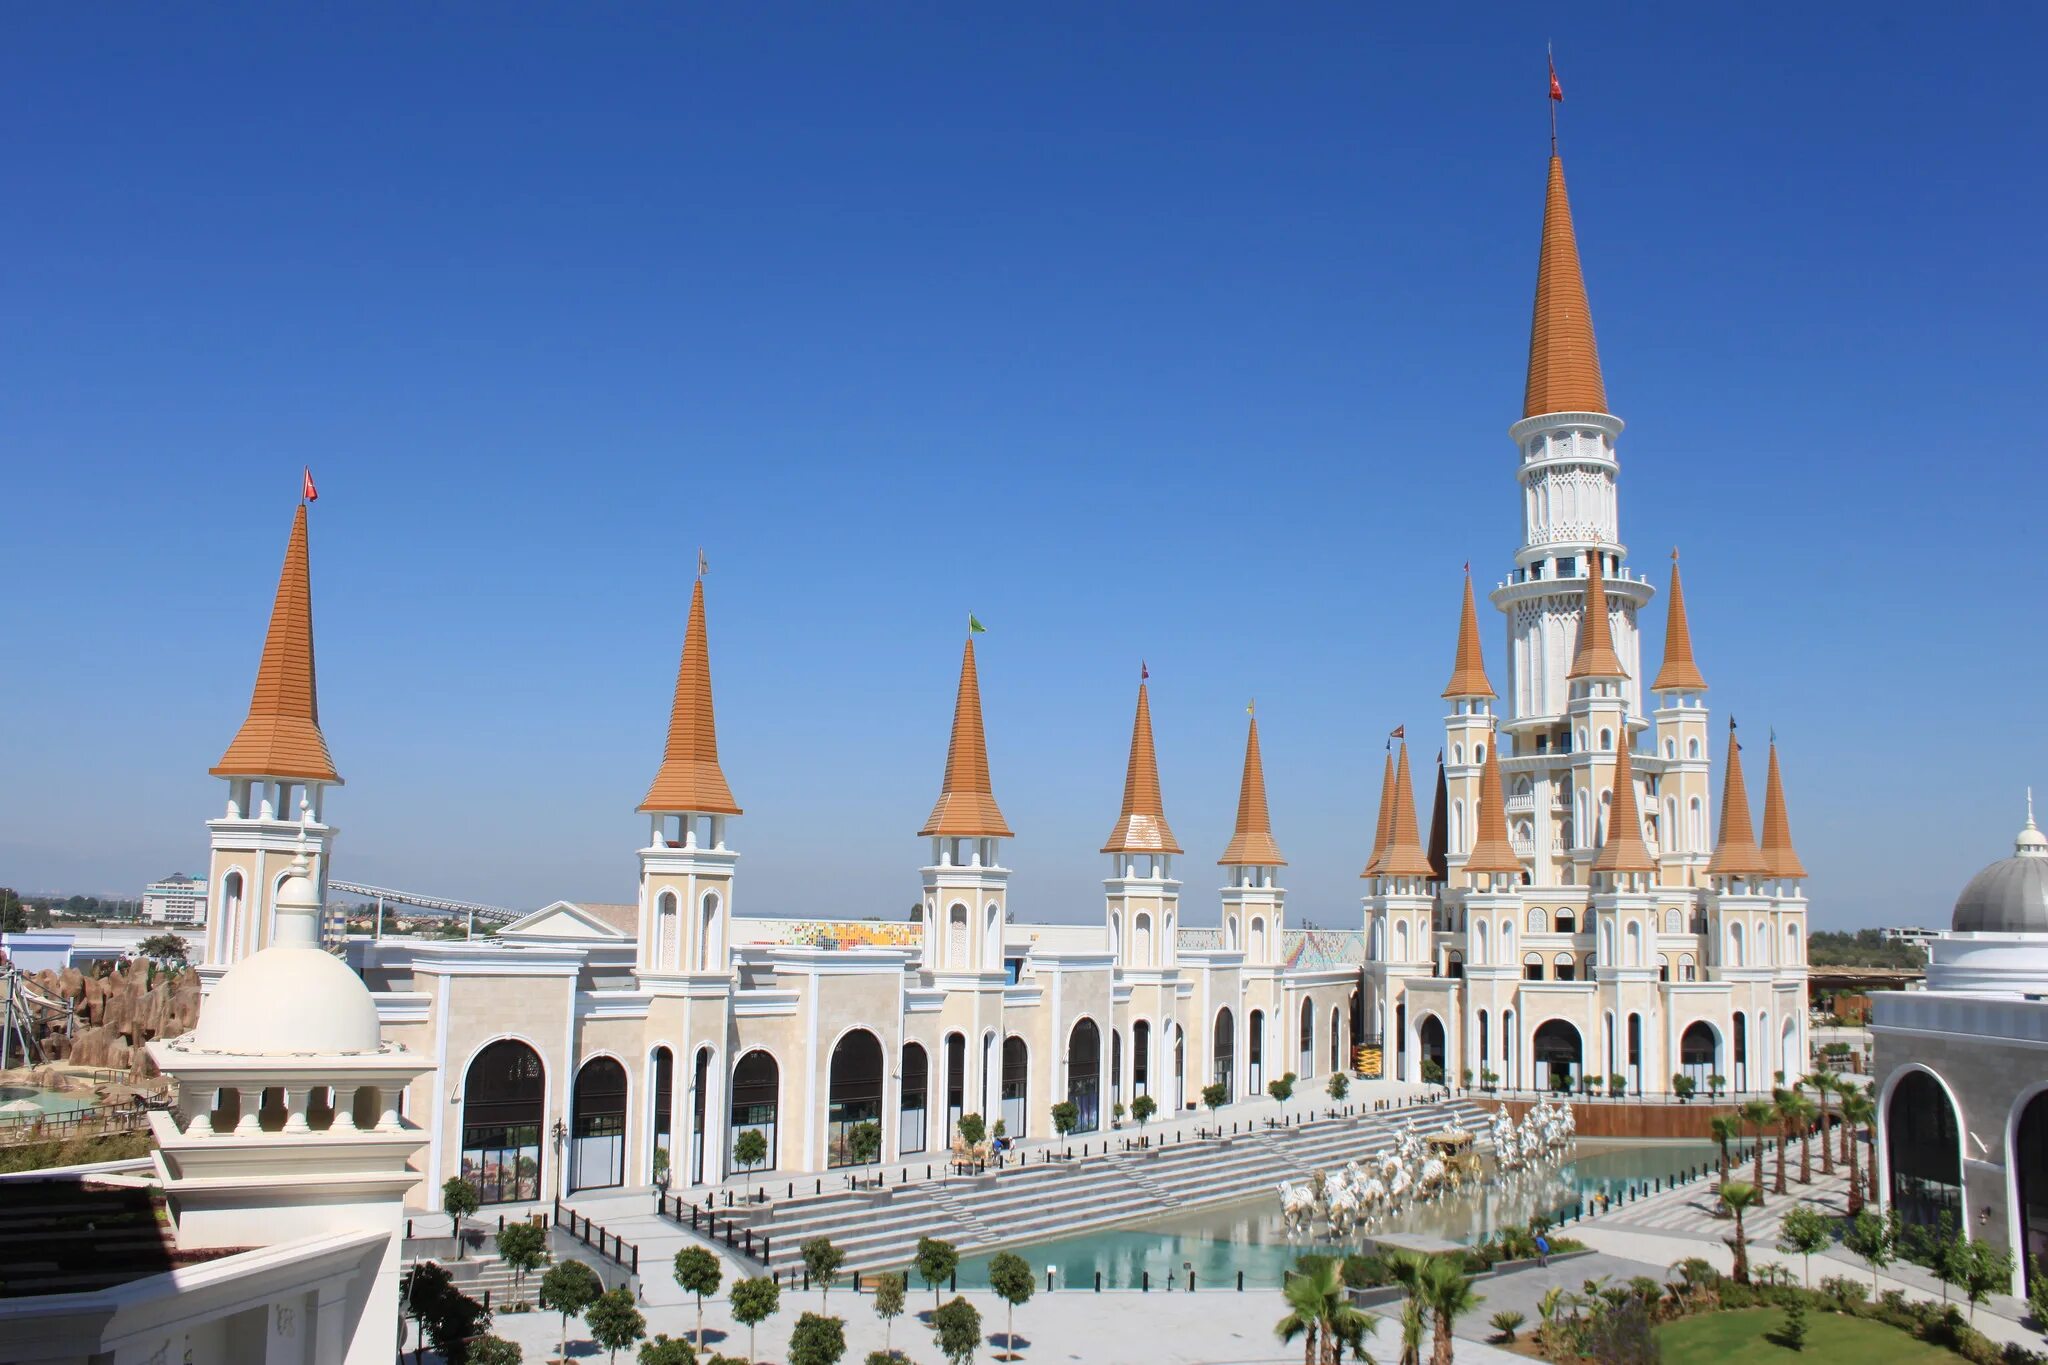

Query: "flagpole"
left=1548, top=46, right=1558, bottom=154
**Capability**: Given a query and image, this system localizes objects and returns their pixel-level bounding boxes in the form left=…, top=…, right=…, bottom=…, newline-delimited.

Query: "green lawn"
left=1656, top=1307, right=1956, bottom=1365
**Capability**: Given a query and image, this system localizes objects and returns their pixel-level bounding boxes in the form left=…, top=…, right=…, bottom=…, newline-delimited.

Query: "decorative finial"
left=1672, top=546, right=1680, bottom=562
left=1246, top=698, right=1255, bottom=717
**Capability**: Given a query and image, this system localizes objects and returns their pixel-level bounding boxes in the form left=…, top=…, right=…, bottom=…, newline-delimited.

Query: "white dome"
left=191, top=849, right=383, bottom=1056
left=194, top=944, right=383, bottom=1056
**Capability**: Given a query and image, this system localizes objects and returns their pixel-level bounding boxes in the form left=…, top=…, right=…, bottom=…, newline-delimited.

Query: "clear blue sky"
left=4, top=7, right=2043, bottom=929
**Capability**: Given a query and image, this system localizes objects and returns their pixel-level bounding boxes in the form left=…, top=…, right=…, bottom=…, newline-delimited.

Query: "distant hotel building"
left=143, top=873, right=208, bottom=926
left=1880, top=926, right=1940, bottom=958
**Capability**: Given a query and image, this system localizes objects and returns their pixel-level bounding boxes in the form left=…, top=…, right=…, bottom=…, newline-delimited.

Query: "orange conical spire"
left=920, top=637, right=1013, bottom=838
left=1102, top=679, right=1181, bottom=855
left=1652, top=551, right=1708, bottom=692
left=1759, top=740, right=1807, bottom=879
left=1524, top=154, right=1607, bottom=418
left=1707, top=722, right=1767, bottom=877
left=639, top=577, right=742, bottom=815
left=1567, top=548, right=1628, bottom=680
left=212, top=503, right=341, bottom=784
left=1361, top=750, right=1396, bottom=877
left=1441, top=570, right=1497, bottom=699
left=1425, top=751, right=1449, bottom=881
left=1462, top=738, right=1523, bottom=878
left=1592, top=737, right=1656, bottom=875
left=1379, top=743, right=1435, bottom=878
left=1219, top=714, right=1284, bottom=866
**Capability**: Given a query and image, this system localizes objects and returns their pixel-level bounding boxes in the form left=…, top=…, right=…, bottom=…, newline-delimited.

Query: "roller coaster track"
left=326, top=880, right=524, bottom=927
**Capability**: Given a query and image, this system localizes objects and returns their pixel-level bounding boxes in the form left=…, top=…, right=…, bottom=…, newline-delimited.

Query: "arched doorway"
left=1111, top=1029, right=1124, bottom=1107
left=1532, top=1020, right=1583, bottom=1092
left=1001, top=1036, right=1029, bottom=1138
left=729, top=1050, right=779, bottom=1173
left=828, top=1029, right=885, bottom=1168
left=901, top=1042, right=929, bottom=1155
left=1212, top=1007, right=1235, bottom=1098
left=1299, top=998, right=1315, bottom=1078
left=1247, top=1009, right=1265, bottom=1095
left=570, top=1056, right=627, bottom=1192
left=1418, top=1015, right=1447, bottom=1084
left=1886, top=1070, right=1962, bottom=1234
left=1132, top=1020, right=1151, bottom=1097
left=1733, top=1013, right=1749, bottom=1092
left=461, top=1040, right=544, bottom=1205
left=1068, top=1020, right=1101, bottom=1133
left=1680, top=1022, right=1719, bottom=1090
left=690, top=1046, right=712, bottom=1184
left=1330, top=1007, right=1342, bottom=1075
left=1173, top=1024, right=1186, bottom=1110
left=944, top=1032, right=966, bottom=1141
left=650, top=1047, right=674, bottom=1184
left=2017, top=1091, right=2048, bottom=1295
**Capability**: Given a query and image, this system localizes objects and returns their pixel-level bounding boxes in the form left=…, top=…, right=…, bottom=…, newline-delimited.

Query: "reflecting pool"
left=950, top=1138, right=1722, bottom=1289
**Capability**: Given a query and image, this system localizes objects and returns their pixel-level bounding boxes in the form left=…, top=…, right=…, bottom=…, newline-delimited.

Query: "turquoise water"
left=937, top=1139, right=1721, bottom=1290
left=0, top=1084, right=99, bottom=1121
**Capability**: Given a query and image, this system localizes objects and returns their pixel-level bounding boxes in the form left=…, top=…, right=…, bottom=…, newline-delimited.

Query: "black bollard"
left=1095, top=1271, right=1102, bottom=1293
left=1237, top=1270, right=1244, bottom=1292
left=1143, top=1270, right=1150, bottom=1292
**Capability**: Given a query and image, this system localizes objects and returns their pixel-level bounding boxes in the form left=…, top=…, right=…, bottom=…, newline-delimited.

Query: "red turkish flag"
left=1549, top=57, right=1564, bottom=102
left=302, top=466, right=318, bottom=502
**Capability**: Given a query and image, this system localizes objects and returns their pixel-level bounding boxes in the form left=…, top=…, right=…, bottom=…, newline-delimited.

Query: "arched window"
left=1110, top=911, right=1121, bottom=961
left=1664, top=738, right=1675, bottom=758
left=1689, top=796, right=1704, bottom=850
left=1786, top=923, right=1801, bottom=964
left=1474, top=919, right=1490, bottom=964
left=1299, top=998, right=1315, bottom=1078
left=690, top=1046, right=712, bottom=1183
left=985, top=903, right=1002, bottom=970
left=1417, top=1015, right=1446, bottom=1083
left=1134, top=913, right=1153, bottom=965
left=1395, top=919, right=1410, bottom=961
left=1679, top=1021, right=1717, bottom=1088
left=1687, top=737, right=1702, bottom=759
left=1212, top=1008, right=1235, bottom=1097
left=1226, top=915, right=1240, bottom=951
left=1001, top=1036, right=1029, bottom=1138
left=1475, top=743, right=1486, bottom=764
left=1132, top=1020, right=1151, bottom=1097
left=699, top=892, right=722, bottom=971
left=1665, top=907, right=1684, bottom=934
left=570, top=1056, right=628, bottom=1192
left=217, top=870, right=244, bottom=962
left=1523, top=952, right=1545, bottom=981
left=1887, top=1071, right=1963, bottom=1234
left=1733, top=1013, right=1749, bottom=1091
left=1452, top=743, right=1464, bottom=765
left=901, top=1043, right=929, bottom=1155
left=461, top=1040, right=544, bottom=1204
left=1626, top=920, right=1643, bottom=965
left=1068, top=1020, right=1101, bottom=1132
left=1574, top=790, right=1588, bottom=844
left=944, top=1033, right=966, bottom=1139
left=650, top=1046, right=674, bottom=1182
left=1554, top=909, right=1576, bottom=933
left=1729, top=922, right=1746, bottom=967
left=948, top=903, right=969, bottom=968
left=1599, top=728, right=1613, bottom=751
left=1680, top=952, right=1696, bottom=981
left=1246, top=1009, right=1265, bottom=1093
left=1250, top=916, right=1267, bottom=961
left=1532, top=1020, right=1583, bottom=1091
left=2014, top=1091, right=2048, bottom=1296
left=657, top=891, right=679, bottom=971
left=1451, top=800, right=1465, bottom=852
left=730, top=1050, right=779, bottom=1173
left=1369, top=916, right=1385, bottom=962
left=1553, top=952, right=1575, bottom=981
left=1527, top=906, right=1547, bottom=934
left=828, top=1030, right=885, bottom=1168
left=1330, top=1007, right=1342, bottom=1074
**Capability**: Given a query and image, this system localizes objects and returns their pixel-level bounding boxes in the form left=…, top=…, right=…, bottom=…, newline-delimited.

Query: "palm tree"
left=1420, top=1255, right=1483, bottom=1365
left=1386, top=1251, right=1434, bottom=1365
left=1739, top=1099, right=1777, bottom=1204
left=1805, top=1071, right=1837, bottom=1176
left=1709, top=1114, right=1740, bottom=1184
left=1845, top=1089, right=1882, bottom=1205
left=1840, top=1090, right=1874, bottom=1215
left=1781, top=1091, right=1818, bottom=1184
left=1397, top=1297, right=1426, bottom=1365
left=1276, top=1259, right=1374, bottom=1365
left=1770, top=1088, right=1796, bottom=1195
left=1721, top=1180, right=1762, bottom=1284
left=1276, top=1270, right=1323, bottom=1365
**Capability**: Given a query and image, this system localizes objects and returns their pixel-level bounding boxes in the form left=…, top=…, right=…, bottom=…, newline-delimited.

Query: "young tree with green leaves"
left=1326, top=1073, right=1348, bottom=1101
left=1719, top=1181, right=1762, bottom=1284
left=495, top=1221, right=547, bottom=1300
left=733, top=1127, right=769, bottom=1174
left=539, top=1259, right=604, bottom=1365
left=637, top=1335, right=697, bottom=1364
left=986, top=1252, right=1034, bottom=1357
left=1049, top=1101, right=1078, bottom=1141
left=956, top=1113, right=987, bottom=1148
left=1963, top=1237, right=2015, bottom=1323
left=1775, top=1204, right=1833, bottom=1287
left=587, top=1285, right=647, bottom=1364
left=442, top=1177, right=482, bottom=1258
left=871, top=1272, right=906, bottom=1355
left=672, top=1245, right=722, bottom=1346
left=136, top=933, right=189, bottom=968
left=802, top=1236, right=846, bottom=1306
left=1843, top=1208, right=1893, bottom=1294
left=788, top=1312, right=848, bottom=1365
left=469, top=1337, right=522, bottom=1365
left=917, top=1236, right=960, bottom=1308
left=931, top=1297, right=983, bottom=1365
left=848, top=1121, right=882, bottom=1166
left=1130, top=1094, right=1157, bottom=1129
left=1201, top=1083, right=1227, bottom=1117
left=728, top=1276, right=781, bottom=1365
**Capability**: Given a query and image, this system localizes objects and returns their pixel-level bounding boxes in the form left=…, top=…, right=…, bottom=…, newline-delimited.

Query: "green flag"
left=968, top=613, right=986, bottom=635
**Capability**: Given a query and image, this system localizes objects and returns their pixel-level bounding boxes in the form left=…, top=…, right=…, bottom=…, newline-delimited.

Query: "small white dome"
left=195, top=944, right=383, bottom=1055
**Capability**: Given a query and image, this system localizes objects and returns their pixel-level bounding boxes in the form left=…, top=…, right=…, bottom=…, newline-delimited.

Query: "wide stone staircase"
left=723, top=1098, right=1493, bottom=1276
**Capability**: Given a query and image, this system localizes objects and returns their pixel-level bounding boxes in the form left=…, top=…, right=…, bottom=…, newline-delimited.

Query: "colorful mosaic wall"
left=734, top=917, right=923, bottom=950
left=1174, top=926, right=1365, bottom=970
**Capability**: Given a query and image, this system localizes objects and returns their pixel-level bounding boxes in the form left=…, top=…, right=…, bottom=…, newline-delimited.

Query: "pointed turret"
left=1361, top=750, right=1396, bottom=876
left=920, top=637, right=1013, bottom=838
left=1567, top=548, right=1628, bottom=680
left=1652, top=552, right=1708, bottom=693
left=1462, top=740, right=1523, bottom=878
left=639, top=577, right=742, bottom=815
left=1592, top=738, right=1656, bottom=875
left=1101, top=680, right=1181, bottom=855
left=213, top=504, right=341, bottom=784
left=1758, top=740, right=1806, bottom=879
left=1441, top=571, right=1497, bottom=699
left=1524, top=155, right=1607, bottom=418
left=1425, top=751, right=1449, bottom=881
left=1707, top=722, right=1767, bottom=877
left=1378, top=743, right=1434, bottom=878
left=1219, top=715, right=1284, bottom=866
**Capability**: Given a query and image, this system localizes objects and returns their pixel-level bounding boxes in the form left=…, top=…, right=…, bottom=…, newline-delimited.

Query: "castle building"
left=1359, top=150, right=1813, bottom=1101
left=188, top=133, right=1811, bottom=1218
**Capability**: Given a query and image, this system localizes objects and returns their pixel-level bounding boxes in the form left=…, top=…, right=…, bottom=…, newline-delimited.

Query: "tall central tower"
left=1493, top=154, right=1655, bottom=731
